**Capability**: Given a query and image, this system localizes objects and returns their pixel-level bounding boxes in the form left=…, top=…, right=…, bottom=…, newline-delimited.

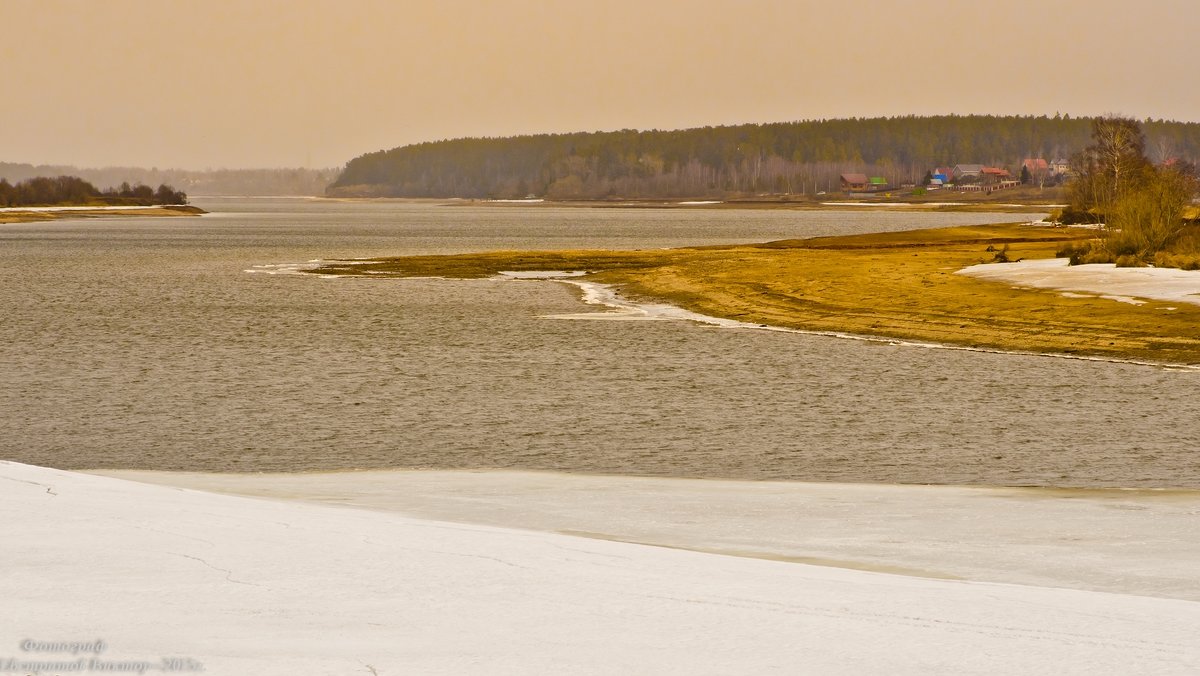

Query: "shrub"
left=1113, top=254, right=1146, bottom=268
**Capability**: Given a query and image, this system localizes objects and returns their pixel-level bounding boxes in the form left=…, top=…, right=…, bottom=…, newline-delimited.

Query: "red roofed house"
left=981, top=167, right=1011, bottom=183
left=840, top=173, right=869, bottom=191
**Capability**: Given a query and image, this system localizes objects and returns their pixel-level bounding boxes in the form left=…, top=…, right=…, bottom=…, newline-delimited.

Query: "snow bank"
left=92, top=469, right=1200, bottom=602
left=4, top=462, right=1199, bottom=675
left=958, top=258, right=1200, bottom=306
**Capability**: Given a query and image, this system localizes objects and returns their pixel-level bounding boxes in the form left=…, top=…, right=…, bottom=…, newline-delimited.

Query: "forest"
left=0, top=175, right=187, bottom=207
left=0, top=164, right=339, bottom=197
left=328, top=115, right=1200, bottom=199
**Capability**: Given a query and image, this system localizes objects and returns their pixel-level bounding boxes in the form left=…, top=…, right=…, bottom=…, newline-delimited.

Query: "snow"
left=542, top=279, right=741, bottom=322
left=821, top=201, right=968, bottom=207
left=497, top=270, right=588, bottom=279
left=4, top=462, right=1199, bottom=675
left=87, top=469, right=1200, bottom=602
left=957, top=258, right=1200, bottom=306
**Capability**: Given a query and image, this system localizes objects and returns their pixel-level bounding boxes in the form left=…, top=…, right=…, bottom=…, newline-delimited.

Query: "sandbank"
left=0, top=205, right=204, bottom=224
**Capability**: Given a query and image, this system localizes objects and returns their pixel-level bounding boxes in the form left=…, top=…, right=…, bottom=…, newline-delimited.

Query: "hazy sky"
left=4, top=0, right=1198, bottom=169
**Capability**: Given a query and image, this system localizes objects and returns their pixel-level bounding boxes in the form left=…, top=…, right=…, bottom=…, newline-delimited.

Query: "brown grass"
left=309, top=223, right=1200, bottom=366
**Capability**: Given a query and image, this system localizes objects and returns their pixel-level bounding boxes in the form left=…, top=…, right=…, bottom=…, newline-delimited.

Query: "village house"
left=839, top=173, right=869, bottom=191
left=953, top=164, right=984, bottom=179
left=980, top=167, right=1011, bottom=183
left=1021, top=158, right=1049, bottom=173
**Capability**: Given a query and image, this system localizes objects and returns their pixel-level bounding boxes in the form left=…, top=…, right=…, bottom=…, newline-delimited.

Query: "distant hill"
left=328, top=115, right=1200, bottom=200
left=0, top=164, right=339, bottom=196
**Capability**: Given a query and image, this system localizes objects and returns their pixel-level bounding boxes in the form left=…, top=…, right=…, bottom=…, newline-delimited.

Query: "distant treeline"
left=329, top=115, right=1200, bottom=199
left=0, top=164, right=339, bottom=197
left=0, top=175, right=187, bottom=207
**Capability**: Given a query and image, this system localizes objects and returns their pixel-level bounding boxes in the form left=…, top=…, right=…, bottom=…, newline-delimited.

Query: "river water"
left=2, top=197, right=1196, bottom=487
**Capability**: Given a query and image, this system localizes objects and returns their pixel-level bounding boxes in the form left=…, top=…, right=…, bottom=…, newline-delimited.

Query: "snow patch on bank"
left=958, top=258, right=1200, bottom=307
left=243, top=260, right=324, bottom=275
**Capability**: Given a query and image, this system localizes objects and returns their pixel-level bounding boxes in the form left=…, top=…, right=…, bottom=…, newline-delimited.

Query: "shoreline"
left=0, top=204, right=205, bottom=224
left=547, top=275, right=1200, bottom=371
left=316, top=194, right=1063, bottom=213
left=305, top=223, right=1200, bottom=366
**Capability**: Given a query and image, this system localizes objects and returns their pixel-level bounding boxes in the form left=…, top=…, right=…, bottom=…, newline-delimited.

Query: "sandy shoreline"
left=5, top=462, right=1199, bottom=674
left=0, top=204, right=204, bottom=224
left=536, top=273, right=1200, bottom=370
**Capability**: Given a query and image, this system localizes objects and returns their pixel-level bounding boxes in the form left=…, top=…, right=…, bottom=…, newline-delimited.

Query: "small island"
left=0, top=175, right=204, bottom=224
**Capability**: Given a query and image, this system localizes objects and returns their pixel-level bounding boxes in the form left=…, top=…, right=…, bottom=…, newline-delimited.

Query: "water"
left=2, top=197, right=1196, bottom=487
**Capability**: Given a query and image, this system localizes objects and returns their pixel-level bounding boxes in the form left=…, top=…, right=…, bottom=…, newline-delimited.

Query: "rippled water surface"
left=3, top=198, right=1196, bottom=486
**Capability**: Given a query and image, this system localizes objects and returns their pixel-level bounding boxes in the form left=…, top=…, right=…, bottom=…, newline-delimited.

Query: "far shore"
left=316, top=194, right=1064, bottom=213
left=0, top=204, right=205, bottom=224
left=308, top=223, right=1200, bottom=366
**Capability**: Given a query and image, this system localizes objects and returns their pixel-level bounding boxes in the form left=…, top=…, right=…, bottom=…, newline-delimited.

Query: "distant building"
left=1050, top=159, right=1071, bottom=176
left=840, top=173, right=869, bottom=191
left=1021, top=159, right=1049, bottom=173
left=953, top=164, right=984, bottom=178
left=868, top=176, right=888, bottom=189
left=981, top=167, right=1011, bottom=183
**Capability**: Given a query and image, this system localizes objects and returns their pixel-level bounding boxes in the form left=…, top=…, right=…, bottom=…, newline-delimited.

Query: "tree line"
left=1061, top=116, right=1200, bottom=268
left=328, top=114, right=1200, bottom=199
left=0, top=163, right=339, bottom=197
left=0, top=175, right=187, bottom=207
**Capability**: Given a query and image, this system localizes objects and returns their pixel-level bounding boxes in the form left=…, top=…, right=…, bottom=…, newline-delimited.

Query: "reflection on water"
left=2, top=198, right=1196, bottom=487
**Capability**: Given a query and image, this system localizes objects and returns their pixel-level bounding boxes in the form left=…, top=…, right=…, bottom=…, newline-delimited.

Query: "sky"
left=3, top=0, right=1198, bottom=170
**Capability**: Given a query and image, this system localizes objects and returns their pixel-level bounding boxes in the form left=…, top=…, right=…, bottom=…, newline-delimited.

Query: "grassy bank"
left=310, top=223, right=1200, bottom=365
left=0, top=205, right=205, bottom=224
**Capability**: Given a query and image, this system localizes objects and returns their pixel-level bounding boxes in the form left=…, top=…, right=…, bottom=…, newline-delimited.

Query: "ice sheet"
left=93, top=468, right=1200, bottom=601
left=5, top=462, right=1199, bottom=675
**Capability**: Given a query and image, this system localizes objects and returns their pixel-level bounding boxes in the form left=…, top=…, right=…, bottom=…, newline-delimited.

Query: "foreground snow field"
left=94, top=468, right=1200, bottom=601
left=4, top=462, right=1199, bottom=675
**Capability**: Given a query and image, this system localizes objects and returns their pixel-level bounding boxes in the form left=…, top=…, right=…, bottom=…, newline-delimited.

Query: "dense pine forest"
left=329, top=115, right=1200, bottom=200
